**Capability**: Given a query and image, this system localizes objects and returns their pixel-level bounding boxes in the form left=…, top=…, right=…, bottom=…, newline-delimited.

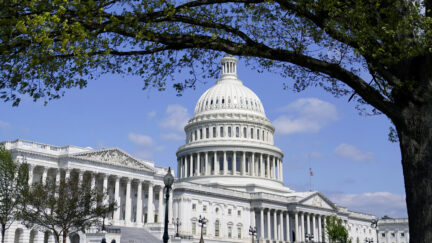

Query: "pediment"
left=71, top=148, right=153, bottom=171
left=300, top=193, right=336, bottom=210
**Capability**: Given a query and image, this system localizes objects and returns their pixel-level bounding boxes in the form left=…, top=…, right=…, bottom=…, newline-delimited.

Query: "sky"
left=0, top=58, right=407, bottom=218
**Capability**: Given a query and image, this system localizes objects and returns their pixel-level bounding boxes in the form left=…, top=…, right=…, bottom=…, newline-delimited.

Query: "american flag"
left=309, top=168, right=313, bottom=176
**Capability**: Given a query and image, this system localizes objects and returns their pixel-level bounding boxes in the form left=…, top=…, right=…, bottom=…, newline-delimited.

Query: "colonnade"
left=27, top=164, right=172, bottom=226
left=253, top=208, right=327, bottom=243
left=178, top=151, right=283, bottom=181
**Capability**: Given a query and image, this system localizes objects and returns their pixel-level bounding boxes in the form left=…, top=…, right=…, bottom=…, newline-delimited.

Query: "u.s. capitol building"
left=2, top=55, right=395, bottom=243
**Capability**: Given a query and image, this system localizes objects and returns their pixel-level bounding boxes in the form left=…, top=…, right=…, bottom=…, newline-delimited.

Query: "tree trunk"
left=1, top=223, right=5, bottom=243
left=395, top=103, right=432, bottom=243
left=62, top=230, right=68, bottom=243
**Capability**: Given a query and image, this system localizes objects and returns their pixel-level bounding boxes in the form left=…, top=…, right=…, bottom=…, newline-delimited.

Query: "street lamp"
left=198, top=215, right=208, bottom=243
left=371, top=219, right=379, bottom=243
left=173, top=217, right=181, bottom=237
left=249, top=226, right=257, bottom=243
left=305, top=233, right=314, bottom=242
left=365, top=238, right=374, bottom=243
left=162, top=167, right=174, bottom=243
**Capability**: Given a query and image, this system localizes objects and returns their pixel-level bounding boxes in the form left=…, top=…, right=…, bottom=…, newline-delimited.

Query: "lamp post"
left=371, top=219, right=379, bottom=243
left=198, top=215, right=208, bottom=243
left=365, top=237, right=374, bottom=243
left=305, top=233, right=314, bottom=242
left=249, top=226, right=257, bottom=243
left=173, top=217, right=181, bottom=237
left=163, top=167, right=174, bottom=243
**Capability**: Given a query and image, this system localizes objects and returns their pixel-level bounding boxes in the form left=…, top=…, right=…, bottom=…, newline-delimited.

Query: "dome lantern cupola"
left=220, top=54, right=238, bottom=79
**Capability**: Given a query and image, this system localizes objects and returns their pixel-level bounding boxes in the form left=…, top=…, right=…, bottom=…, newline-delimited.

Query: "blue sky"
left=0, top=58, right=406, bottom=218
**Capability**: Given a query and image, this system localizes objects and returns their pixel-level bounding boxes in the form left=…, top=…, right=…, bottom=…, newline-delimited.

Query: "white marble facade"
left=2, top=55, right=380, bottom=243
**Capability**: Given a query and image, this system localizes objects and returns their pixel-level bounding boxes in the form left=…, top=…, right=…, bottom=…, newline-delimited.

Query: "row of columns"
left=27, top=164, right=172, bottom=225
left=254, top=208, right=326, bottom=243
left=187, top=125, right=274, bottom=144
left=178, top=151, right=283, bottom=181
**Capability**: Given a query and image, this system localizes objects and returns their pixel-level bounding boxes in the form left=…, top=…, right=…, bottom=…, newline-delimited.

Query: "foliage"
left=17, top=173, right=116, bottom=243
left=0, top=146, right=28, bottom=243
left=325, top=215, right=351, bottom=243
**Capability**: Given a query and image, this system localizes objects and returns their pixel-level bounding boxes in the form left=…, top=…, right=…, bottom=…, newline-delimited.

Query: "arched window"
left=213, top=127, right=217, bottom=138
left=215, top=220, right=220, bottom=237
left=200, top=129, right=203, bottom=139
left=243, top=127, right=247, bottom=138
left=206, top=127, right=209, bottom=139
left=220, top=127, right=224, bottom=137
left=228, top=127, right=232, bottom=137
left=257, top=129, right=260, bottom=139
left=236, top=127, right=239, bottom=137
left=250, top=128, right=254, bottom=139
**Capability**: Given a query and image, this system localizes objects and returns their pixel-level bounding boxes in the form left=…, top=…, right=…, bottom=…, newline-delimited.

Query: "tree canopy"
left=2, top=0, right=432, bottom=242
left=17, top=174, right=116, bottom=243
left=325, top=215, right=352, bottom=243
left=0, top=146, right=28, bottom=243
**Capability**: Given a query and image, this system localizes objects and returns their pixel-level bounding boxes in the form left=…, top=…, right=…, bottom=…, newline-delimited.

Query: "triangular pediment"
left=71, top=148, right=153, bottom=171
left=300, top=193, right=336, bottom=210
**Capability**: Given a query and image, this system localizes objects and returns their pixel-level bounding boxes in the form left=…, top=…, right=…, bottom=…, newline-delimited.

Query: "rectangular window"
left=228, top=226, right=232, bottom=238
left=192, top=204, right=196, bottom=211
left=382, top=233, right=386, bottom=237
left=203, top=226, right=207, bottom=235
left=228, top=209, right=232, bottom=215
left=203, top=205, right=207, bottom=212
left=257, top=129, right=260, bottom=139
left=401, top=233, right=405, bottom=237
left=251, top=128, right=254, bottom=139
left=215, top=220, right=220, bottom=237
left=262, top=130, right=265, bottom=140
left=237, top=210, right=241, bottom=216
left=192, top=222, right=196, bottom=235
left=243, top=127, right=247, bottom=138
left=236, top=127, right=239, bottom=137
left=237, top=227, right=242, bottom=239
left=228, top=127, right=232, bottom=137
left=200, top=129, right=203, bottom=139
left=220, top=127, right=224, bottom=137
left=213, top=127, right=216, bottom=138
left=206, top=127, right=209, bottom=138
left=194, top=130, right=197, bottom=141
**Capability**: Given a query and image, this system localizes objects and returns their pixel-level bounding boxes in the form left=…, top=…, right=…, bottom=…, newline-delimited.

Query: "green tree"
left=0, top=146, right=28, bottom=243
left=1, top=1, right=431, bottom=241
left=17, top=174, right=116, bottom=243
left=325, top=215, right=351, bottom=243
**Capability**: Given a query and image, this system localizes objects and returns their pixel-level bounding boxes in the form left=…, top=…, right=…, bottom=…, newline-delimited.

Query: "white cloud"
left=159, top=104, right=190, bottom=132
left=329, top=192, right=407, bottom=218
left=0, top=120, right=10, bottom=129
left=147, top=111, right=157, bottom=119
left=334, top=143, right=374, bottom=162
left=128, top=133, right=164, bottom=159
left=273, top=98, right=338, bottom=135
left=160, top=133, right=184, bottom=141
left=128, top=133, right=154, bottom=146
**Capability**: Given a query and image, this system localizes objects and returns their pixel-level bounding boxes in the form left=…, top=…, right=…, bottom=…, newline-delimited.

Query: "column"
left=197, top=153, right=201, bottom=176
left=189, top=154, right=193, bottom=177
left=318, top=215, right=322, bottom=242
left=272, top=156, right=276, bottom=179
left=286, top=212, right=291, bottom=242
left=312, top=214, right=316, bottom=242
left=41, top=167, right=48, bottom=184
left=205, top=152, right=209, bottom=175
left=136, top=181, right=143, bottom=224
left=306, top=213, right=310, bottom=237
left=214, top=151, right=219, bottom=174
left=223, top=151, right=227, bottom=175
left=301, top=213, right=305, bottom=242
left=241, top=152, right=246, bottom=175
left=184, top=156, right=188, bottom=178
left=65, top=168, right=70, bottom=181
left=177, top=159, right=181, bottom=178
left=260, top=208, right=265, bottom=240
left=168, top=189, right=173, bottom=222
left=55, top=169, right=60, bottom=186
left=251, top=153, right=255, bottom=176
left=113, top=177, right=120, bottom=221
left=125, top=179, right=131, bottom=222
left=158, top=186, right=163, bottom=223
left=260, top=154, right=265, bottom=177
left=78, top=170, right=84, bottom=186
left=280, top=211, right=284, bottom=241
left=91, top=173, right=96, bottom=190
left=103, top=174, right=109, bottom=205
left=273, top=210, right=277, bottom=240
left=147, top=183, right=154, bottom=223
left=251, top=209, right=256, bottom=227
left=280, top=159, right=284, bottom=181
left=28, top=164, right=34, bottom=185
left=233, top=152, right=237, bottom=175
left=294, top=212, right=299, bottom=243
left=267, top=209, right=271, bottom=240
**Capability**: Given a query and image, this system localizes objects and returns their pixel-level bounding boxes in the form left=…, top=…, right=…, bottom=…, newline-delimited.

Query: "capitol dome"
left=176, top=55, right=291, bottom=194
left=193, top=55, right=266, bottom=118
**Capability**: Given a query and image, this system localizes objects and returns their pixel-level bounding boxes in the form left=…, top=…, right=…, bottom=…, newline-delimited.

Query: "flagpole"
left=308, top=154, right=312, bottom=191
